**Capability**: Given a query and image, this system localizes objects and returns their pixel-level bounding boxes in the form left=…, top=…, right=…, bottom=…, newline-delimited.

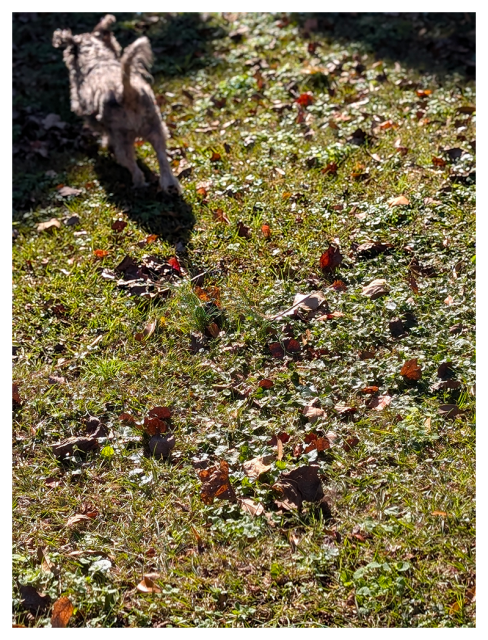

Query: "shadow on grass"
left=93, top=153, right=196, bottom=244
left=292, top=12, right=475, bottom=80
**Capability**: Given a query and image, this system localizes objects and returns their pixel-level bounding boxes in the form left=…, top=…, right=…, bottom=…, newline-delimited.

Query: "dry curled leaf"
left=37, top=218, right=61, bottom=232
left=51, top=596, right=74, bottom=628
left=320, top=245, right=343, bottom=272
left=343, top=436, right=360, bottom=452
left=19, top=585, right=51, bottom=612
left=237, top=221, right=251, bottom=238
left=302, top=405, right=325, bottom=423
left=273, top=465, right=324, bottom=511
left=367, top=394, right=392, bottom=411
left=66, top=513, right=96, bottom=527
left=51, top=436, right=98, bottom=458
left=258, top=379, right=274, bottom=389
left=240, top=498, right=265, bottom=517
left=13, top=383, right=21, bottom=405
left=148, top=433, right=175, bottom=459
left=242, top=455, right=274, bottom=479
left=362, top=278, right=390, bottom=299
left=401, top=358, right=422, bottom=381
left=269, top=342, right=285, bottom=358
left=137, top=576, right=162, bottom=594
left=111, top=220, right=127, bottom=232
left=199, top=460, right=236, bottom=504
left=388, top=195, right=410, bottom=207
left=135, top=319, right=156, bottom=342
left=438, top=404, right=462, bottom=419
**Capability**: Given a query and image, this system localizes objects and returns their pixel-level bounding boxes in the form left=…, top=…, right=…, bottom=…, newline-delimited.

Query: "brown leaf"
left=240, top=498, right=264, bottom=517
left=432, top=379, right=461, bottom=391
left=148, top=433, right=175, bottom=459
left=438, top=404, right=462, bottom=419
left=66, top=513, right=96, bottom=527
left=48, top=375, right=66, bottom=385
left=388, top=195, right=410, bottom=207
left=206, top=322, right=220, bottom=338
left=389, top=318, right=406, bottom=338
left=354, top=241, right=394, bottom=259
left=137, top=576, right=162, bottom=594
left=51, top=436, right=98, bottom=458
left=111, top=220, right=127, bottom=232
left=148, top=406, right=172, bottom=419
left=258, top=379, right=274, bottom=389
left=432, top=156, right=447, bottom=167
left=144, top=416, right=168, bottom=436
left=437, top=362, right=455, bottom=379
left=283, top=338, right=300, bottom=353
left=322, top=162, right=338, bottom=175
left=407, top=275, right=419, bottom=294
left=119, top=412, right=136, bottom=425
left=13, top=383, right=21, bottom=405
left=199, top=460, right=236, bottom=504
left=242, top=455, right=274, bottom=479
left=343, top=436, right=360, bottom=452
left=93, top=249, right=109, bottom=259
left=37, top=218, right=61, bottom=232
left=51, top=596, right=74, bottom=628
left=269, top=342, right=285, bottom=358
left=362, top=278, right=390, bottom=299
left=237, top=221, right=251, bottom=238
left=334, top=404, right=357, bottom=418
left=320, top=245, right=343, bottom=272
left=268, top=432, right=290, bottom=446
left=273, top=465, right=324, bottom=511
left=444, top=295, right=454, bottom=306
left=214, top=208, right=230, bottom=224
left=135, top=319, right=157, bottom=342
left=401, top=358, right=422, bottom=381
left=19, top=585, right=51, bottom=612
left=367, top=394, right=392, bottom=411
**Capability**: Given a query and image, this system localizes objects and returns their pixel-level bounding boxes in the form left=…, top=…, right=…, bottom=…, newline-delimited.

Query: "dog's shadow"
left=93, top=153, right=195, bottom=244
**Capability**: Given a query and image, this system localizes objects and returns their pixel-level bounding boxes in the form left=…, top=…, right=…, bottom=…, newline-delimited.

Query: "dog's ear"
left=93, top=14, right=116, bottom=34
left=52, top=28, right=73, bottom=49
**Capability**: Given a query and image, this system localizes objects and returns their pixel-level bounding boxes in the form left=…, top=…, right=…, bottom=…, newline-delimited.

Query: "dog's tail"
left=52, top=28, right=73, bottom=49
left=120, top=37, right=153, bottom=96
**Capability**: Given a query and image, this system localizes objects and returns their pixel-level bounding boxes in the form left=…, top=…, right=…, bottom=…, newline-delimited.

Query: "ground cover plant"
left=12, top=12, right=475, bottom=628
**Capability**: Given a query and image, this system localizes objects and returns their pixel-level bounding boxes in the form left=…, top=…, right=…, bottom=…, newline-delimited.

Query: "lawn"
left=12, top=12, right=476, bottom=628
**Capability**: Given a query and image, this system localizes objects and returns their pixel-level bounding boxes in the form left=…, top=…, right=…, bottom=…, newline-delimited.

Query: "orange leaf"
left=444, top=295, right=454, bottom=306
left=320, top=245, right=343, bottom=271
left=137, top=576, right=162, bottom=594
left=296, top=92, right=314, bottom=106
left=51, top=596, right=74, bottom=628
left=261, top=224, right=271, bottom=238
left=432, top=156, right=446, bottom=167
left=432, top=510, right=447, bottom=517
left=416, top=89, right=432, bottom=97
left=361, top=386, right=379, bottom=394
left=210, top=151, right=222, bottom=162
left=146, top=234, right=158, bottom=244
left=388, top=195, right=410, bottom=207
left=93, top=249, right=109, bottom=258
left=401, top=358, right=422, bottom=381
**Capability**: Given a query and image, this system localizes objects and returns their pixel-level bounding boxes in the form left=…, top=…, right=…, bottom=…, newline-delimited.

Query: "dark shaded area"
left=13, top=11, right=226, bottom=239
left=293, top=12, right=475, bottom=79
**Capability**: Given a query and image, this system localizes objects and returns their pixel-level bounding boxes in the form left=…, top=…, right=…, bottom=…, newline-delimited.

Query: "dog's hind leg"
left=111, top=137, right=147, bottom=188
left=146, top=127, right=182, bottom=195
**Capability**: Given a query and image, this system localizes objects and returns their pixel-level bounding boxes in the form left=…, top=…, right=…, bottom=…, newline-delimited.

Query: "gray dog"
left=53, top=14, right=181, bottom=194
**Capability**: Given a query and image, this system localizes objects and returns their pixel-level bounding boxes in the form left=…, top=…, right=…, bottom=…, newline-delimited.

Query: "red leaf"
left=168, top=256, right=181, bottom=273
left=144, top=416, right=168, bottom=436
left=296, top=93, right=314, bottom=106
left=119, top=412, right=136, bottom=425
left=269, top=342, right=285, bottom=358
left=148, top=406, right=172, bottom=419
left=111, top=220, right=127, bottom=232
left=258, top=379, right=274, bottom=389
left=400, top=358, right=422, bottom=381
left=320, top=245, right=343, bottom=272
left=93, top=249, right=109, bottom=258
left=284, top=338, right=301, bottom=353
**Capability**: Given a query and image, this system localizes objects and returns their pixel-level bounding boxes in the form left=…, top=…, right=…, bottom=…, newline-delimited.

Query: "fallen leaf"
left=66, top=513, right=96, bottom=527
left=135, top=319, right=157, bottom=342
left=19, top=585, right=51, bottom=612
left=45, top=476, right=61, bottom=488
left=57, top=186, right=82, bottom=197
left=361, top=386, right=379, bottom=394
left=268, top=432, right=290, bottom=446
left=37, top=218, right=61, bottom=232
left=243, top=455, right=274, bottom=479
left=388, top=195, right=410, bottom=207
left=240, top=498, right=264, bottom=517
left=269, top=342, right=284, bottom=358
left=354, top=241, right=394, bottom=259
left=137, top=576, right=161, bottom=594
left=296, top=92, right=314, bottom=106
left=431, top=510, right=447, bottom=517
left=199, top=460, right=236, bottom=504
left=273, top=465, right=324, bottom=511
left=444, top=295, right=454, bottom=306
left=111, top=220, right=127, bottom=232
left=389, top=318, right=406, bottom=337
left=237, top=221, right=251, bottom=238
left=334, top=404, right=357, bottom=418
left=303, top=405, right=325, bottom=423
left=367, top=395, right=392, bottom=411
left=401, top=358, right=422, bottom=381
left=144, top=416, right=168, bottom=436
left=432, top=156, right=447, bottom=167
left=432, top=379, right=461, bottom=391
left=343, top=436, right=360, bottom=451
left=210, top=151, right=222, bottom=162
left=283, top=338, right=300, bottom=353
left=438, top=404, right=462, bottom=419
left=119, top=412, right=136, bottom=425
left=51, top=596, right=74, bottom=628
left=416, top=89, right=432, bottom=97
left=51, top=436, right=98, bottom=458
left=206, top=322, right=220, bottom=338
left=93, top=249, right=109, bottom=259
left=13, top=383, right=21, bottom=405
left=261, top=224, right=271, bottom=238
left=320, top=245, right=343, bottom=272
left=148, top=433, right=175, bottom=458
left=168, top=256, right=181, bottom=273
left=322, top=162, right=338, bottom=175
left=148, top=406, right=172, bottom=419
left=258, top=379, right=274, bottom=389
left=457, top=104, right=475, bottom=115
left=214, top=208, right=230, bottom=224
left=362, top=278, right=390, bottom=299
left=331, top=280, right=347, bottom=291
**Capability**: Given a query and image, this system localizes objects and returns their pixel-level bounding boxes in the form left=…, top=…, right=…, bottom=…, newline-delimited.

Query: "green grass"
left=13, top=12, right=475, bottom=627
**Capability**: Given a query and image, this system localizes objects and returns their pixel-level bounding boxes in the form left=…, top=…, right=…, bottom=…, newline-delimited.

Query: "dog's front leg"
left=147, top=130, right=182, bottom=195
left=112, top=137, right=147, bottom=188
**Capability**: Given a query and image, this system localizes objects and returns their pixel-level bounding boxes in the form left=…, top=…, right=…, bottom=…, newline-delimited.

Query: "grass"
left=12, top=12, right=475, bottom=627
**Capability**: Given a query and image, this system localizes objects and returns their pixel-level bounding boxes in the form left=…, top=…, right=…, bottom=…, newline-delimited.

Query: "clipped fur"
left=53, top=15, right=181, bottom=193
